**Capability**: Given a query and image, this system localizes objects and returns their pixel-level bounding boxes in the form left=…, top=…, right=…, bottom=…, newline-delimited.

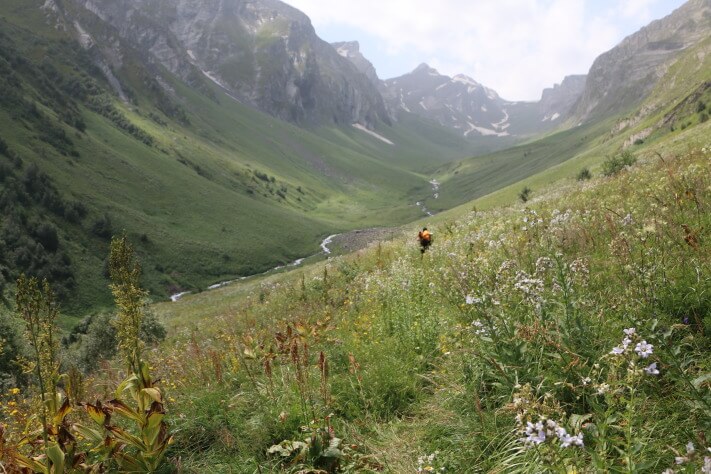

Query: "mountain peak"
left=413, top=63, right=441, bottom=76
left=332, top=41, right=361, bottom=57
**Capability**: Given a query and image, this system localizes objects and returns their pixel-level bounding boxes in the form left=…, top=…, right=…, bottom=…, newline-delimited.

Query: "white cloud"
left=285, top=0, right=675, bottom=100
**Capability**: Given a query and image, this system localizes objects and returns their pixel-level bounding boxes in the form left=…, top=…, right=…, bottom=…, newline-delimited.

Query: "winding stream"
left=416, top=179, right=440, bottom=216
left=169, top=234, right=339, bottom=302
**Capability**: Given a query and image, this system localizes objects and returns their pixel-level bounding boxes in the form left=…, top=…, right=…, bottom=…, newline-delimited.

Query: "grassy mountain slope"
left=139, top=121, right=710, bottom=472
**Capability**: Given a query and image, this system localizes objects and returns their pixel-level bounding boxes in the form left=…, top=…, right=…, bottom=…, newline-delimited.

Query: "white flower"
left=635, top=341, right=654, bottom=358
left=702, top=456, right=711, bottom=474
left=465, top=295, right=475, bottom=305
left=686, top=442, right=695, bottom=455
left=610, top=346, right=625, bottom=355
left=623, top=327, right=636, bottom=336
left=644, top=362, right=659, bottom=375
left=622, top=337, right=632, bottom=349
left=597, top=383, right=610, bottom=395
left=675, top=456, right=687, bottom=465
left=581, top=377, right=592, bottom=385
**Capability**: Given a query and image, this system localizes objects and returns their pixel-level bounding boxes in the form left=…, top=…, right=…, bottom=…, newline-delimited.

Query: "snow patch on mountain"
left=352, top=124, right=395, bottom=145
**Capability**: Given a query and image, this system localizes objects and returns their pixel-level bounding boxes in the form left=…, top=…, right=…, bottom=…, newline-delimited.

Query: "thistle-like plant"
left=109, top=235, right=148, bottom=374
left=75, top=236, right=172, bottom=472
left=14, top=276, right=81, bottom=473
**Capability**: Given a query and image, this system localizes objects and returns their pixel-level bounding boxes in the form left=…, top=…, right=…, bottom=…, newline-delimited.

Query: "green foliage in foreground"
left=142, top=147, right=711, bottom=472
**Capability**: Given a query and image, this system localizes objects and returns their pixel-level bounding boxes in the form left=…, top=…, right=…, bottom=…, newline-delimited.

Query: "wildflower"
left=581, top=377, right=592, bottom=385
left=560, top=433, right=584, bottom=448
left=702, top=456, right=711, bottom=474
left=622, top=214, right=634, bottom=226
left=597, top=383, right=610, bottom=395
left=9, top=388, right=20, bottom=395
left=610, top=346, right=625, bottom=355
left=686, top=442, right=695, bottom=455
left=635, top=341, right=653, bottom=358
left=524, top=421, right=546, bottom=445
left=466, top=295, right=483, bottom=305
left=623, top=327, right=636, bottom=336
left=644, top=362, right=660, bottom=375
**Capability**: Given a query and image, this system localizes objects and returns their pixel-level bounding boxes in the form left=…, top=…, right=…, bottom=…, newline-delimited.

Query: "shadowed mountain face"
left=63, top=0, right=390, bottom=127
left=573, top=0, right=711, bottom=122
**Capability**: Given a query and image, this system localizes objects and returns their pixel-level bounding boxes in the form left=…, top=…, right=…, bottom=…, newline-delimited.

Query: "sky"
left=285, top=0, right=688, bottom=101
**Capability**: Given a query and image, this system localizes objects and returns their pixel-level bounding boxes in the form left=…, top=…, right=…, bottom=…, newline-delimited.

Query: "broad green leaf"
left=46, top=443, right=65, bottom=473
left=14, top=453, right=49, bottom=473
left=140, top=361, right=152, bottom=386
left=569, top=414, right=593, bottom=432
left=53, top=397, right=72, bottom=424
left=106, top=399, right=142, bottom=423
left=115, top=373, right=140, bottom=398
left=141, top=387, right=163, bottom=404
left=72, top=423, right=105, bottom=445
left=108, top=425, right=147, bottom=450
left=83, top=403, right=109, bottom=426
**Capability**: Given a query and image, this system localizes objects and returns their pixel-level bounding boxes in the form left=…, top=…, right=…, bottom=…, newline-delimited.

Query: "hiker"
left=418, top=227, right=432, bottom=254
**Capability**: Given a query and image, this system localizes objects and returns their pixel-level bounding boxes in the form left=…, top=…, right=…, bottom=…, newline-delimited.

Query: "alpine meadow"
left=0, top=0, right=709, bottom=472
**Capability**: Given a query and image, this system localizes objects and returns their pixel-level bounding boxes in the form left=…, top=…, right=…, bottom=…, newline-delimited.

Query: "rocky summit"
left=56, top=0, right=390, bottom=128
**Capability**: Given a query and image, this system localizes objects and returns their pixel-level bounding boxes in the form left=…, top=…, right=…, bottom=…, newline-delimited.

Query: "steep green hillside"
left=0, top=7, right=482, bottom=319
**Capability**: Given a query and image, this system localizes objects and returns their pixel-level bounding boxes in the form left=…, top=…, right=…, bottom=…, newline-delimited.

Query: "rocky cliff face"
left=574, top=0, right=711, bottom=122
left=67, top=0, right=389, bottom=127
left=331, top=41, right=379, bottom=85
left=539, top=75, right=587, bottom=122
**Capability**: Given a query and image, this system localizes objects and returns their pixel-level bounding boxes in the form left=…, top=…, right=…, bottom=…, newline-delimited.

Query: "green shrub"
left=518, top=186, right=532, bottom=203
left=91, top=213, right=113, bottom=239
left=602, top=150, right=636, bottom=176
left=576, top=168, right=592, bottom=181
left=69, top=309, right=166, bottom=371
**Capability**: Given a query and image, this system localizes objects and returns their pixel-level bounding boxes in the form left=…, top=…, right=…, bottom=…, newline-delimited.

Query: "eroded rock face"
left=539, top=75, right=587, bottom=122
left=573, top=0, right=711, bottom=122
left=331, top=41, right=379, bottom=85
left=71, top=0, right=389, bottom=127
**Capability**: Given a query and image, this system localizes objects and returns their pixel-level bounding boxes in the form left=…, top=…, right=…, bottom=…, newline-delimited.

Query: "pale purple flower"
left=687, top=442, right=695, bottom=455
left=644, top=362, right=660, bottom=375
left=622, top=337, right=632, bottom=349
left=564, top=434, right=584, bottom=448
left=624, top=327, right=636, bottom=336
left=635, top=341, right=653, bottom=358
left=524, top=422, right=546, bottom=445
left=610, top=346, right=625, bottom=355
